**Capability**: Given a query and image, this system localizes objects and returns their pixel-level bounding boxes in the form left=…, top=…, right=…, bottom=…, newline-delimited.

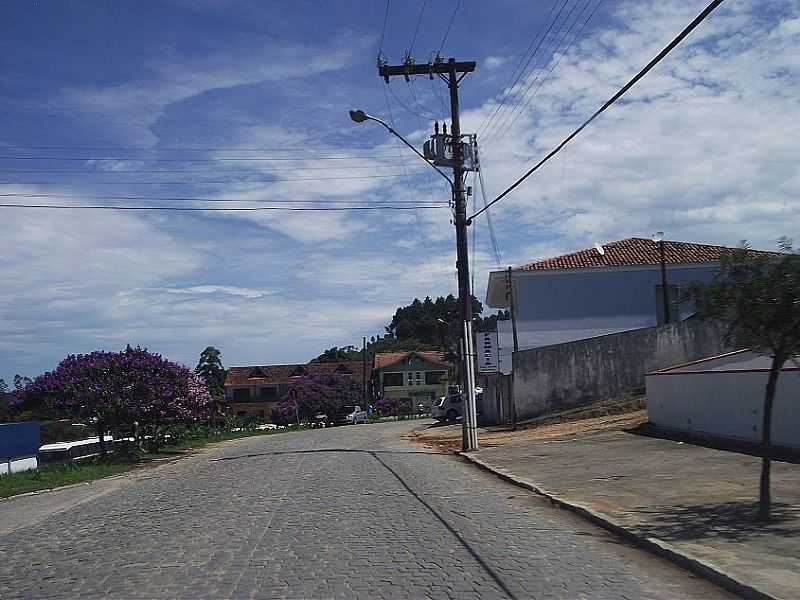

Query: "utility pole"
left=362, top=336, right=368, bottom=408
left=379, top=57, right=479, bottom=451
left=506, top=267, right=519, bottom=429
left=659, top=240, right=670, bottom=324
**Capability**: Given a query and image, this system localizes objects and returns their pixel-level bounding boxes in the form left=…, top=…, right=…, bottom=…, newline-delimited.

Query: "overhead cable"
left=409, top=0, right=428, bottom=56
left=471, top=0, right=725, bottom=221
left=377, top=0, right=391, bottom=59
left=476, top=0, right=564, bottom=139
left=437, top=0, right=463, bottom=54
left=0, top=203, right=448, bottom=212
left=0, top=173, right=424, bottom=185
left=0, top=154, right=407, bottom=162
left=483, top=0, right=581, bottom=144
left=0, top=192, right=448, bottom=205
left=504, top=0, right=603, bottom=134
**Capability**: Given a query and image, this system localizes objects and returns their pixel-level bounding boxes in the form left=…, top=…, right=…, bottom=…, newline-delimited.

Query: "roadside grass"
left=0, top=426, right=295, bottom=499
left=0, top=461, right=131, bottom=498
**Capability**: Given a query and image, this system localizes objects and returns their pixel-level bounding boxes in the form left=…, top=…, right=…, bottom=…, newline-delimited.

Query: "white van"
left=431, top=388, right=482, bottom=422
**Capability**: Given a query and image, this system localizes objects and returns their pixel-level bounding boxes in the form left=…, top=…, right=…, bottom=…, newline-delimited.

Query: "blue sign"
left=0, top=422, right=41, bottom=459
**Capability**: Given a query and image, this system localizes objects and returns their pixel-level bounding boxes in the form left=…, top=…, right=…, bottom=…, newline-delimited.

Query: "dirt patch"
left=407, top=410, right=648, bottom=453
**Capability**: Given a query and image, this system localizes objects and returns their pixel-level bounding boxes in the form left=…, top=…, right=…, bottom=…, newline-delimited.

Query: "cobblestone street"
left=1, top=421, right=733, bottom=599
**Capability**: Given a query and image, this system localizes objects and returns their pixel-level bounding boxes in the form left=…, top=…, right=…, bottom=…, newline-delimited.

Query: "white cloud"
left=467, top=0, right=800, bottom=266
left=484, top=55, right=509, bottom=70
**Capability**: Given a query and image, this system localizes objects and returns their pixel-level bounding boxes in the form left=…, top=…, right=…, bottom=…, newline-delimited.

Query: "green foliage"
left=685, top=240, right=800, bottom=359
left=685, top=239, right=800, bottom=520
left=312, top=345, right=362, bottom=363
left=195, top=346, right=226, bottom=398
left=313, top=294, right=507, bottom=368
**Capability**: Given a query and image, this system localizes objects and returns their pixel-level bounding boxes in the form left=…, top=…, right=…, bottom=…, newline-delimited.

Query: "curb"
left=458, top=451, right=779, bottom=600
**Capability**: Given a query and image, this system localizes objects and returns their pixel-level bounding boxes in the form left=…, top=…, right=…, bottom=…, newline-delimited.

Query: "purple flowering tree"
left=271, top=373, right=360, bottom=425
left=18, top=346, right=212, bottom=454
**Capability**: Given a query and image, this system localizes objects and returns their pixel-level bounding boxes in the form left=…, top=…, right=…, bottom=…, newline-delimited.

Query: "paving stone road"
left=0, top=420, right=734, bottom=599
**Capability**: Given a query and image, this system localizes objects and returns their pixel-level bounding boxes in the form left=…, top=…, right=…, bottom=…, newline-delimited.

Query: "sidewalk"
left=412, top=414, right=800, bottom=600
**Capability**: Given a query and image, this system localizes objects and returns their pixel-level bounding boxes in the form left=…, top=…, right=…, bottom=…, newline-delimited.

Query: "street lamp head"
left=652, top=231, right=665, bottom=243
left=349, top=109, right=368, bottom=123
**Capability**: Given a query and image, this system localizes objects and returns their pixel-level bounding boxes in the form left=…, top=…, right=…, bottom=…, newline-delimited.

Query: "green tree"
left=312, top=345, right=362, bottom=363
left=195, top=346, right=226, bottom=398
left=685, top=240, right=800, bottom=520
left=13, top=374, right=32, bottom=391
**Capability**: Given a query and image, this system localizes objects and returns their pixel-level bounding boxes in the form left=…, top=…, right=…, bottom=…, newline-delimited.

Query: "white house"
left=485, top=237, right=778, bottom=367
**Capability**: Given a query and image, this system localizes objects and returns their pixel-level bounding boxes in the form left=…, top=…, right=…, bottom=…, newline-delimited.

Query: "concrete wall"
left=511, top=319, right=730, bottom=421
left=647, top=356, right=800, bottom=449
left=479, top=374, right=512, bottom=425
left=0, top=456, right=38, bottom=475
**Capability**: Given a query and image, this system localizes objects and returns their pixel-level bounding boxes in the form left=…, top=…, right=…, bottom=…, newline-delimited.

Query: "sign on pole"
left=477, top=331, right=499, bottom=373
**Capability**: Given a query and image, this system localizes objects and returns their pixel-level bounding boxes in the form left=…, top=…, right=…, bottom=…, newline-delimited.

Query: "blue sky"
left=1, top=0, right=798, bottom=382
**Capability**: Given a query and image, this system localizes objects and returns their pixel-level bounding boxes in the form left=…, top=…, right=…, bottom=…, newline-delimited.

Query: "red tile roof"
left=373, top=351, right=449, bottom=370
left=516, top=238, right=780, bottom=272
left=225, top=361, right=369, bottom=387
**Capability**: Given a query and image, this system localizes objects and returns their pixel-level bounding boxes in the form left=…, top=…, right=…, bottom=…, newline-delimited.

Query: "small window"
left=260, top=386, right=277, bottom=400
left=425, top=371, right=446, bottom=385
left=233, top=388, right=250, bottom=401
left=383, top=372, right=403, bottom=387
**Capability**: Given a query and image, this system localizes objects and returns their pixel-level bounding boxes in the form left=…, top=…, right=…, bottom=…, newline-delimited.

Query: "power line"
left=377, top=0, right=391, bottom=59
left=503, top=0, right=601, bottom=135
left=0, top=154, right=405, bottom=162
left=478, top=164, right=503, bottom=265
left=471, top=0, right=726, bottom=221
left=0, top=192, right=448, bottom=205
left=0, top=165, right=425, bottom=174
left=0, top=203, right=449, bottom=212
left=476, top=0, right=563, bottom=140
left=0, top=173, right=425, bottom=185
left=409, top=0, right=428, bottom=56
left=482, top=0, right=580, bottom=144
left=387, top=82, right=438, bottom=120
left=383, top=84, right=435, bottom=266
left=0, top=144, right=368, bottom=152
left=437, top=0, right=463, bottom=54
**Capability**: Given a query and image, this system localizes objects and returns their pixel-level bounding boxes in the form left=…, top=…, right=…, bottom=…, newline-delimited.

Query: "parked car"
left=332, top=405, right=368, bottom=425
left=311, top=413, right=330, bottom=428
left=431, top=388, right=483, bottom=422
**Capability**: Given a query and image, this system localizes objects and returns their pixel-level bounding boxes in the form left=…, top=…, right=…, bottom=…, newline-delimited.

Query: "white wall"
left=0, top=456, right=38, bottom=476
left=647, top=369, right=800, bottom=448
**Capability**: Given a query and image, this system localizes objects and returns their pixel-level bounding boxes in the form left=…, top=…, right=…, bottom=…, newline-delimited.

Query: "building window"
left=383, top=372, right=403, bottom=387
left=407, top=372, right=414, bottom=386
left=415, top=372, right=422, bottom=384
left=260, top=386, right=277, bottom=400
left=425, top=371, right=446, bottom=385
left=233, top=388, right=250, bottom=401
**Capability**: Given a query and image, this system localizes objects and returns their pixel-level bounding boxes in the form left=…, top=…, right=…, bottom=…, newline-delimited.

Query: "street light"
left=652, top=231, right=670, bottom=324
left=349, top=108, right=453, bottom=187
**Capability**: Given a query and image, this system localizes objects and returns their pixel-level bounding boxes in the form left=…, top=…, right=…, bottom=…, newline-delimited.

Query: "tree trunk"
left=758, top=356, right=783, bottom=521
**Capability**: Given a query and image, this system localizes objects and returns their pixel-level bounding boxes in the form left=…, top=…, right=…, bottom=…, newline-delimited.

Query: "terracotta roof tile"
left=225, top=361, right=370, bottom=387
left=373, top=351, right=449, bottom=370
left=516, top=238, right=780, bottom=272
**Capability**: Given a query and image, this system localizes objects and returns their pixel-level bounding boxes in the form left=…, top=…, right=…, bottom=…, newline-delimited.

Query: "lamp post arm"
left=367, top=116, right=454, bottom=188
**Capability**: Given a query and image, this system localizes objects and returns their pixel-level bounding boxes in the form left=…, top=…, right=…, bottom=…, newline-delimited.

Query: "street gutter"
left=459, top=451, right=778, bottom=600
